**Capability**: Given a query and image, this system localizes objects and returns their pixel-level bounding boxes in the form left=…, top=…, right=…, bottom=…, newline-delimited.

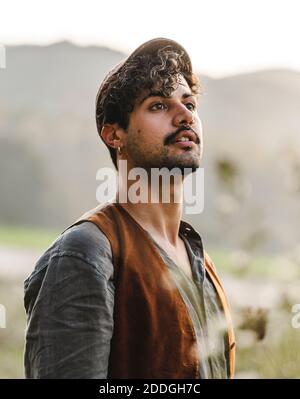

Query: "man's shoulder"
left=57, top=221, right=112, bottom=259
left=26, top=221, right=113, bottom=283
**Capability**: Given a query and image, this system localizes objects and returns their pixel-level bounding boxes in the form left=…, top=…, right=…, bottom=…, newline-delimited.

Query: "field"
left=0, top=226, right=299, bottom=378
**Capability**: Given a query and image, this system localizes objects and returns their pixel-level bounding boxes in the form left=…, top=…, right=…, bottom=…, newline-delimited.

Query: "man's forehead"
left=137, top=81, right=195, bottom=105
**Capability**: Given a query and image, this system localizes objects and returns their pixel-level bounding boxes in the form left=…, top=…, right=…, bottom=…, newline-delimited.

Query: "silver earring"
left=117, top=146, right=122, bottom=155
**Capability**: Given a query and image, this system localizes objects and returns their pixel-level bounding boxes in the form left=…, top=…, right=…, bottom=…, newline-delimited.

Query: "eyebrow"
left=138, top=91, right=196, bottom=105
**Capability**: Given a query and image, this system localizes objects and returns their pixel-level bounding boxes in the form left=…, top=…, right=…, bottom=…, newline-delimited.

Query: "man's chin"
left=174, top=164, right=200, bottom=175
left=132, top=153, right=201, bottom=174
left=163, top=157, right=201, bottom=174
left=154, top=163, right=200, bottom=176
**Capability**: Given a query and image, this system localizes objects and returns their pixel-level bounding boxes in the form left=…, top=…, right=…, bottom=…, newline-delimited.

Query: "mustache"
left=164, top=125, right=200, bottom=146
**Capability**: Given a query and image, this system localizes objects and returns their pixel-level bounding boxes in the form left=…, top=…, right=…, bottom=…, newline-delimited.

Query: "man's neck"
left=118, top=200, right=183, bottom=247
left=116, top=176, right=184, bottom=247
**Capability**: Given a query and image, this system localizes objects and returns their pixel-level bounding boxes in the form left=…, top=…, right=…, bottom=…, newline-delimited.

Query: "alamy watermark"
left=291, top=304, right=300, bottom=329
left=0, top=304, right=6, bottom=328
left=0, top=45, right=6, bottom=69
left=96, top=161, right=204, bottom=214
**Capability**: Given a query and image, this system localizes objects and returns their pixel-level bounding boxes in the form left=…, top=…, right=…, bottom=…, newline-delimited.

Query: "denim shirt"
left=24, top=221, right=229, bottom=379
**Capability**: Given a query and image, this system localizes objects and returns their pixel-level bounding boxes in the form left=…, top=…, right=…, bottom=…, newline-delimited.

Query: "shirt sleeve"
left=24, top=222, right=114, bottom=379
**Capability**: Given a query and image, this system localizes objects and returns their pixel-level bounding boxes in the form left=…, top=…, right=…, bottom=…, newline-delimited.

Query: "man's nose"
left=173, top=105, right=194, bottom=126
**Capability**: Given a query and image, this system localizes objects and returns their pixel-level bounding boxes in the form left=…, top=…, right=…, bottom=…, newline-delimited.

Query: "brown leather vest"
left=69, top=201, right=235, bottom=378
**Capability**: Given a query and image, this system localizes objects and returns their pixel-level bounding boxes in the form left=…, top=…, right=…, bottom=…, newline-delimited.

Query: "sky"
left=1, top=0, right=300, bottom=77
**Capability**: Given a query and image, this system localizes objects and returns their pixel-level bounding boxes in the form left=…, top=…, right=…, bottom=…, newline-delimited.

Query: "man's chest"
left=157, top=238, right=194, bottom=280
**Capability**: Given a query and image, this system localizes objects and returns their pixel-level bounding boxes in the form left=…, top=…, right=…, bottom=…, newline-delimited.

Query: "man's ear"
left=100, top=123, right=124, bottom=149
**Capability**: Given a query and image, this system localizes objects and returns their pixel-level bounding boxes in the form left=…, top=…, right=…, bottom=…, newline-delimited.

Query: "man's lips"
left=165, top=125, right=200, bottom=148
left=171, top=140, right=197, bottom=148
left=169, top=127, right=200, bottom=148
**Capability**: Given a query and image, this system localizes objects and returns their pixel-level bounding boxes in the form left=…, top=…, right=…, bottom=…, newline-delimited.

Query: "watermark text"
left=0, top=304, right=6, bottom=328
left=0, top=45, right=6, bottom=69
left=96, top=161, right=204, bottom=215
left=292, top=304, right=300, bottom=329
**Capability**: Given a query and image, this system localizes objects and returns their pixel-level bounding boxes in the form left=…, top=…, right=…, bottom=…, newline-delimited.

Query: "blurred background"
left=1, top=0, right=300, bottom=378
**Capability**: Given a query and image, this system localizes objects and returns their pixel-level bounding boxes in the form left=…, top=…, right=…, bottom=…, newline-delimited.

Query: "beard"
left=125, top=134, right=202, bottom=176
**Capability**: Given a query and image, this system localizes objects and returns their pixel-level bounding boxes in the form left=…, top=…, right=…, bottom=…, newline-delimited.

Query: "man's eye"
left=150, top=103, right=166, bottom=111
left=185, top=102, right=196, bottom=111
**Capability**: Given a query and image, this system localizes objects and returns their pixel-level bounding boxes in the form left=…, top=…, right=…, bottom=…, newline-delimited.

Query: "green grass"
left=207, top=247, right=295, bottom=279
left=0, top=280, right=26, bottom=378
left=0, top=225, right=60, bottom=250
left=236, top=316, right=300, bottom=378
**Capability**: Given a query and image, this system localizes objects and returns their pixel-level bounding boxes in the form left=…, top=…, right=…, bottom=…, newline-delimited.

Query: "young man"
left=24, top=38, right=235, bottom=379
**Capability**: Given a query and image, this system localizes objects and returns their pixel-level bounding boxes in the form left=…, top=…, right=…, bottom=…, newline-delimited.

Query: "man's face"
left=123, top=75, right=203, bottom=172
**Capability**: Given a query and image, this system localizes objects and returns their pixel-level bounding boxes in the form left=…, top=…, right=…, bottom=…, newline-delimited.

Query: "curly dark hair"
left=96, top=47, right=200, bottom=169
